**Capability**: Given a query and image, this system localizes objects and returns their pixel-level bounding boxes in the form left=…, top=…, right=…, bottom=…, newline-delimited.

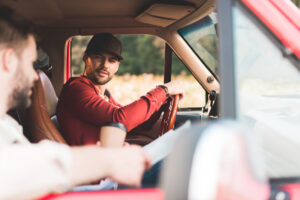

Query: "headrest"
left=38, top=70, right=58, bottom=116
left=34, top=48, right=49, bottom=69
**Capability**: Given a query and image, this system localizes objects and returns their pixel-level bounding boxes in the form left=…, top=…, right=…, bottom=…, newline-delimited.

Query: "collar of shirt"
left=80, top=75, right=111, bottom=101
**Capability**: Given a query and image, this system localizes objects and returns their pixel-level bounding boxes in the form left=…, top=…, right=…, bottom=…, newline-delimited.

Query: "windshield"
left=179, top=12, right=219, bottom=78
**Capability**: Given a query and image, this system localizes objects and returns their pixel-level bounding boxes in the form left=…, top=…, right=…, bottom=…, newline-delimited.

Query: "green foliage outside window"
left=291, top=0, right=300, bottom=7
left=116, top=35, right=164, bottom=75
left=71, top=35, right=189, bottom=76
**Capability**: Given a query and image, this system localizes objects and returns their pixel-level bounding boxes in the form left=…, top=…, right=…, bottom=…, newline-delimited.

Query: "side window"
left=171, top=53, right=206, bottom=107
left=71, top=36, right=91, bottom=76
left=179, top=12, right=219, bottom=78
left=233, top=3, right=300, bottom=178
left=233, top=4, right=300, bottom=125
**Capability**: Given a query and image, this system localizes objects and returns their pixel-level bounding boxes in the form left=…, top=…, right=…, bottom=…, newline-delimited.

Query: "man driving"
left=57, top=33, right=184, bottom=146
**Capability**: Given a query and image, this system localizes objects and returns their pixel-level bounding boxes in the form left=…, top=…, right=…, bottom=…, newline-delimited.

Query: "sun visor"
left=136, top=3, right=195, bottom=27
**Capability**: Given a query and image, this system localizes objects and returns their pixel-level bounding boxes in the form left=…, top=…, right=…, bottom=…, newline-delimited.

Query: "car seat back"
left=24, top=70, right=66, bottom=144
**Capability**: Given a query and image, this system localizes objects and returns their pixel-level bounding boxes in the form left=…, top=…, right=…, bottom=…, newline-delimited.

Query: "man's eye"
left=109, top=58, right=118, bottom=63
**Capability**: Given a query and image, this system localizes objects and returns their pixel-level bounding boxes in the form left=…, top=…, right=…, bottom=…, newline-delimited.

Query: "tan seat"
left=23, top=70, right=67, bottom=144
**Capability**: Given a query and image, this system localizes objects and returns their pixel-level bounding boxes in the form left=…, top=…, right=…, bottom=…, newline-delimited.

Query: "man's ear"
left=82, top=54, right=90, bottom=75
left=83, top=54, right=88, bottom=62
left=1, top=48, right=18, bottom=73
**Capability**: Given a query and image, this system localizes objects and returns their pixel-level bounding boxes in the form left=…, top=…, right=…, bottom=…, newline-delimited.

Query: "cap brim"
left=107, top=51, right=122, bottom=61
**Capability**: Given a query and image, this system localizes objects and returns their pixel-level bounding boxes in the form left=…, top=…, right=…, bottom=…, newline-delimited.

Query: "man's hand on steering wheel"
left=159, top=81, right=184, bottom=136
left=163, top=80, right=184, bottom=99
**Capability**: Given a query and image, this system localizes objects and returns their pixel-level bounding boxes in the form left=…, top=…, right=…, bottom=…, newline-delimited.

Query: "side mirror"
left=159, top=121, right=270, bottom=200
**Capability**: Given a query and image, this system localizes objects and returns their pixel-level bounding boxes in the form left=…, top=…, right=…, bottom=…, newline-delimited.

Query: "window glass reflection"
left=233, top=4, right=300, bottom=178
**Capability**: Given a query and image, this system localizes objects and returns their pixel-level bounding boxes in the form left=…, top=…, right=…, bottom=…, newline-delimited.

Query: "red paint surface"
left=66, top=38, right=72, bottom=81
left=242, top=0, right=300, bottom=59
left=37, top=188, right=164, bottom=200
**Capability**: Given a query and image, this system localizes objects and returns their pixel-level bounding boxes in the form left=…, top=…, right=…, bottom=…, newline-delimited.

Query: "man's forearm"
left=70, top=145, right=152, bottom=187
left=70, top=146, right=110, bottom=186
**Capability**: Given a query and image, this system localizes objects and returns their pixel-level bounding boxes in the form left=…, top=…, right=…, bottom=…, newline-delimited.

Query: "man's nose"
left=32, top=69, right=39, bottom=81
left=101, top=57, right=110, bottom=68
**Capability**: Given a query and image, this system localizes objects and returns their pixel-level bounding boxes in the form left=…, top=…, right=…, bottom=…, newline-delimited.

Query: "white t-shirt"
left=0, top=114, right=73, bottom=200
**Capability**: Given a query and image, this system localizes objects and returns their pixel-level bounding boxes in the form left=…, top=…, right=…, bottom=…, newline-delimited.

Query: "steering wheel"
left=159, top=94, right=180, bottom=136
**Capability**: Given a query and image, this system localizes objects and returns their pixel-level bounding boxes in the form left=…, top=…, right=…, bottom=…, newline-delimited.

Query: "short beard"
left=93, top=76, right=113, bottom=85
left=9, top=63, right=33, bottom=110
left=89, top=72, right=113, bottom=85
left=10, top=86, right=32, bottom=109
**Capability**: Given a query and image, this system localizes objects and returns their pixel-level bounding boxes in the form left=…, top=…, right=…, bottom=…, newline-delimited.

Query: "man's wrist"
left=157, top=85, right=169, bottom=98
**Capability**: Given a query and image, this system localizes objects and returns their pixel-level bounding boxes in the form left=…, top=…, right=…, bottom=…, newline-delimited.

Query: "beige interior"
left=135, top=3, right=196, bottom=27
left=2, top=0, right=220, bottom=94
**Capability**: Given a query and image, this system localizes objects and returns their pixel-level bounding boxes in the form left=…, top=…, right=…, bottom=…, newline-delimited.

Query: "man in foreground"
left=0, top=6, right=151, bottom=200
left=57, top=33, right=184, bottom=146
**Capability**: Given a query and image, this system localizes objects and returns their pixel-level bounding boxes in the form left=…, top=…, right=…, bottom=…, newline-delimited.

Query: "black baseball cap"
left=85, top=33, right=123, bottom=60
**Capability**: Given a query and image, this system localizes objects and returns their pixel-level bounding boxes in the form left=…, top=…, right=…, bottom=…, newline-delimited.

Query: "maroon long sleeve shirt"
left=56, top=76, right=167, bottom=145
